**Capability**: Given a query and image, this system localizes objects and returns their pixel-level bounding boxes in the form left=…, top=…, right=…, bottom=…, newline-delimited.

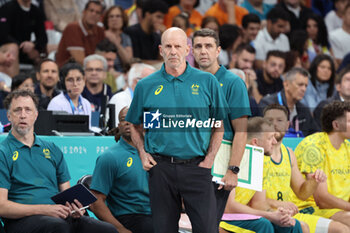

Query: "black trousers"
left=148, top=157, right=217, bottom=233
left=4, top=215, right=118, bottom=233
left=214, top=183, right=230, bottom=230
left=117, top=214, right=153, bottom=233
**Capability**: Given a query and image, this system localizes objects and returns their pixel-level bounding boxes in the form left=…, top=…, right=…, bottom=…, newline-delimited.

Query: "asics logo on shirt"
left=155, top=85, right=163, bottom=95
left=12, top=151, right=19, bottom=161
left=127, top=157, right=133, bottom=167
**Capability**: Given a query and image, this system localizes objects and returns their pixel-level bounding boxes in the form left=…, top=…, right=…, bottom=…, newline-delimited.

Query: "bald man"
left=126, top=27, right=229, bottom=233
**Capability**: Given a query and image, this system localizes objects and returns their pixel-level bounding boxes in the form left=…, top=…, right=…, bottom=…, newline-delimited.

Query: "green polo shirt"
left=126, top=63, right=229, bottom=159
left=0, top=132, right=70, bottom=205
left=90, top=138, right=151, bottom=217
left=214, top=65, right=251, bottom=141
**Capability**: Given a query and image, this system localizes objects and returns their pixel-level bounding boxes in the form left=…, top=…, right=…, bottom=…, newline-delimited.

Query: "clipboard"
left=51, top=183, right=97, bottom=206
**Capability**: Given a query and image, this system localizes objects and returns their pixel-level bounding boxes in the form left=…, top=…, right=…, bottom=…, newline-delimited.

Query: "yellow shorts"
left=299, top=206, right=342, bottom=219
left=294, top=213, right=320, bottom=233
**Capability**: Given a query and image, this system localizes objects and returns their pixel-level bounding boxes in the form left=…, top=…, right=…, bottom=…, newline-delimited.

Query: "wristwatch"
left=228, top=165, right=240, bottom=174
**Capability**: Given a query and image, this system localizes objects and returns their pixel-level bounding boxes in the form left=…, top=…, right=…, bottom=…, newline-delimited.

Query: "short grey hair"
left=283, top=67, right=310, bottom=82
left=83, top=54, right=108, bottom=71
left=128, top=63, right=156, bottom=87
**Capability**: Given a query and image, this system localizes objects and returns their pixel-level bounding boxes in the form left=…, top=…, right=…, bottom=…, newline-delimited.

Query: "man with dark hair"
left=90, top=107, right=153, bottom=233
left=294, top=101, right=350, bottom=229
left=314, top=66, right=350, bottom=128
left=218, top=24, right=243, bottom=66
left=259, top=67, right=319, bottom=136
left=242, top=13, right=261, bottom=44
left=125, top=0, right=168, bottom=62
left=56, top=0, right=105, bottom=67
left=253, top=7, right=290, bottom=69
left=192, top=28, right=251, bottom=228
left=34, top=59, right=60, bottom=110
left=0, top=89, right=118, bottom=233
left=256, top=50, right=286, bottom=99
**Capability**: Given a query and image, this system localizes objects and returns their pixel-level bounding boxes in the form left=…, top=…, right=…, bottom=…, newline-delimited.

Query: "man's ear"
left=251, top=138, right=259, bottom=147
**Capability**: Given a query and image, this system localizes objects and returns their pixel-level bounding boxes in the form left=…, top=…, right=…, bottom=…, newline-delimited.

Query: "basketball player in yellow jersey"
left=263, top=104, right=350, bottom=233
left=220, top=117, right=303, bottom=233
left=295, top=101, right=350, bottom=229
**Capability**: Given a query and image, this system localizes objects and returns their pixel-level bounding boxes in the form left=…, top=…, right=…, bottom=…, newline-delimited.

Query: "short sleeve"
left=227, top=77, right=251, bottom=120
left=90, top=153, right=116, bottom=196
left=125, top=82, right=144, bottom=124
left=121, top=33, right=132, bottom=48
left=329, top=32, right=343, bottom=59
left=63, top=24, right=85, bottom=50
left=53, top=144, right=71, bottom=184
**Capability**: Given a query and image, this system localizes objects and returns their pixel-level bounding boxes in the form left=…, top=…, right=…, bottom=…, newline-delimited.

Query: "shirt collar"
left=160, top=62, right=191, bottom=82
left=79, top=19, right=88, bottom=36
left=262, top=27, right=274, bottom=42
left=214, top=65, right=226, bottom=80
left=8, top=131, right=41, bottom=148
left=119, top=137, right=137, bottom=153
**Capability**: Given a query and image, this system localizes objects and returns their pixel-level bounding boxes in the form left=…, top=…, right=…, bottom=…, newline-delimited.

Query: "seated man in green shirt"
left=90, top=107, right=153, bottom=233
left=0, top=90, right=117, bottom=233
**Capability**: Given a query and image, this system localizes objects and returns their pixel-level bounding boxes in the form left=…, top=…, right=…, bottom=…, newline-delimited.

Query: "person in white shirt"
left=108, top=63, right=155, bottom=127
left=325, top=0, right=348, bottom=34
left=329, top=3, right=350, bottom=64
left=253, top=7, right=290, bottom=69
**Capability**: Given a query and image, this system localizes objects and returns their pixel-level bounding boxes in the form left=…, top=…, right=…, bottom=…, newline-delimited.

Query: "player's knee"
left=42, top=217, right=70, bottom=233
left=329, top=221, right=350, bottom=233
left=300, top=220, right=310, bottom=233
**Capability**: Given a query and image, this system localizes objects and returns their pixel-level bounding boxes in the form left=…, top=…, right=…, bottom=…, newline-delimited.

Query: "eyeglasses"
left=85, top=68, right=104, bottom=73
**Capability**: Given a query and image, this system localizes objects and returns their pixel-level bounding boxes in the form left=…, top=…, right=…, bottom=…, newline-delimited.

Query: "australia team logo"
left=144, top=109, right=162, bottom=129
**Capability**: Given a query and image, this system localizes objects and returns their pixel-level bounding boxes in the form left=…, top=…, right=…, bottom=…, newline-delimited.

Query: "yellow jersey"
left=295, top=132, right=350, bottom=206
left=263, top=144, right=295, bottom=202
left=235, top=186, right=256, bottom=205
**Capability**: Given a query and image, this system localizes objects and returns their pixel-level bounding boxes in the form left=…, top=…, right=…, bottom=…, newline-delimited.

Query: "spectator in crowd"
left=164, top=0, right=202, bottom=35
left=95, top=39, right=119, bottom=93
left=253, top=7, right=290, bottom=69
left=192, top=28, right=251, bottom=227
left=229, top=43, right=260, bottom=116
left=263, top=104, right=350, bottom=233
left=55, top=1, right=105, bottom=67
left=90, top=107, right=153, bottom=233
left=240, top=0, right=274, bottom=21
left=295, top=101, right=350, bottom=228
left=220, top=117, right=303, bottom=233
left=103, top=6, right=133, bottom=74
left=43, top=0, right=80, bottom=32
left=241, top=13, right=261, bottom=44
left=11, top=73, right=35, bottom=93
left=289, top=30, right=310, bottom=70
left=259, top=67, right=319, bottom=137
left=311, top=0, right=333, bottom=17
left=109, top=63, right=156, bottom=127
left=301, top=54, right=336, bottom=109
left=329, top=3, right=350, bottom=65
left=126, top=27, right=228, bottom=233
left=255, top=50, right=286, bottom=102
left=204, top=0, right=249, bottom=26
left=0, top=0, right=47, bottom=66
left=275, top=0, right=314, bottom=32
left=314, top=66, right=350, bottom=130
left=47, top=63, right=91, bottom=126
left=0, top=43, right=17, bottom=92
left=0, top=90, right=118, bottom=233
left=125, top=0, right=168, bottom=62
left=304, top=13, right=332, bottom=63
left=82, top=55, right=112, bottom=118
left=284, top=51, right=303, bottom=73
left=201, top=16, right=220, bottom=34
left=325, top=0, right=348, bottom=34
left=34, top=59, right=60, bottom=110
left=218, top=24, right=243, bottom=66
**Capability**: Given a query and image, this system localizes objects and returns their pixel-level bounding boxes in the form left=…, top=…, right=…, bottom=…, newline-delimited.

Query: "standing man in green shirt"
left=192, top=28, right=251, bottom=227
left=0, top=90, right=117, bottom=233
left=126, top=27, right=229, bottom=233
